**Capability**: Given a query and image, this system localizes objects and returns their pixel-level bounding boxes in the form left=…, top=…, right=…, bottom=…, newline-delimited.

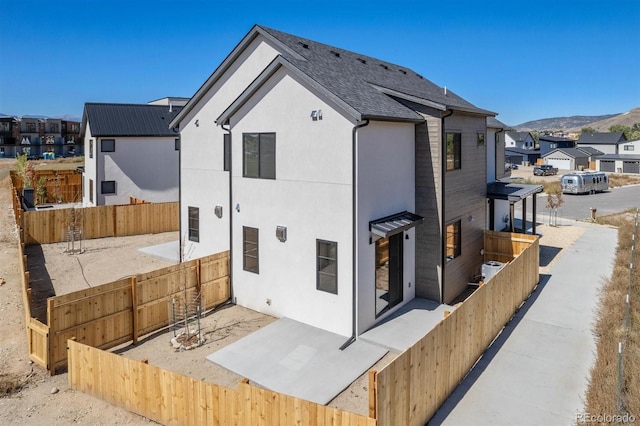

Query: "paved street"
left=430, top=221, right=618, bottom=425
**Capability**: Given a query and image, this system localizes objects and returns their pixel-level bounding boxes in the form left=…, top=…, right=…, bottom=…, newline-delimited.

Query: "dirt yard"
left=0, top=157, right=595, bottom=424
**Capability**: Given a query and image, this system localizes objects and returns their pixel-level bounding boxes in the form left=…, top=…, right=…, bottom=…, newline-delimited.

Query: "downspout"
left=440, top=110, right=453, bottom=304
left=221, top=123, right=234, bottom=304
left=174, top=127, right=182, bottom=262
left=340, top=118, right=370, bottom=351
left=495, top=126, right=504, bottom=182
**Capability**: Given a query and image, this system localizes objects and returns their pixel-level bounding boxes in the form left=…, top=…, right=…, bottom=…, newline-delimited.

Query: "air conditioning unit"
left=481, top=261, right=504, bottom=282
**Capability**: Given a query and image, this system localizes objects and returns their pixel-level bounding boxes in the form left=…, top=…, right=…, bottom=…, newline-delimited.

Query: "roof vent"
left=330, top=50, right=340, bottom=58
left=379, top=64, right=389, bottom=70
left=398, top=69, right=407, bottom=75
left=357, top=58, right=367, bottom=64
left=416, top=73, right=423, bottom=79
left=298, top=41, right=309, bottom=49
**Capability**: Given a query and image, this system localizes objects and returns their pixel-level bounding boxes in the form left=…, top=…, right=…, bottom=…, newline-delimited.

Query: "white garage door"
left=546, top=158, right=571, bottom=170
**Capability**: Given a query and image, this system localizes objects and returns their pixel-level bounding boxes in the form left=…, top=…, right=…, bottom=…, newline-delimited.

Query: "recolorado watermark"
left=576, top=412, right=636, bottom=424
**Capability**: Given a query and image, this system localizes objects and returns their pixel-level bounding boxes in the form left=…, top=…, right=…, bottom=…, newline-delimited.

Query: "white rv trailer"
left=560, top=171, right=609, bottom=194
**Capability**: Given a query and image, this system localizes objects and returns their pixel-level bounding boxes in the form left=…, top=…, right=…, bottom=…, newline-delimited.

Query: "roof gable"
left=82, top=103, right=181, bottom=138
left=506, top=131, right=532, bottom=142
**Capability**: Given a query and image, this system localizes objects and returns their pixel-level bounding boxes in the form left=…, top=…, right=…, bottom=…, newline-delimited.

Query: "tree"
left=581, top=127, right=595, bottom=134
left=545, top=183, right=564, bottom=226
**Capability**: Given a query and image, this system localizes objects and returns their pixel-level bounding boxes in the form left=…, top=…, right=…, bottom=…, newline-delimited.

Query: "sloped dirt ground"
left=0, top=158, right=593, bottom=424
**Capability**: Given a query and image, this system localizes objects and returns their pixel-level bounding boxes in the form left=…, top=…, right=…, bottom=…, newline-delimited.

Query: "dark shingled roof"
left=82, top=103, right=182, bottom=137
left=506, top=131, right=532, bottom=142
left=487, top=117, right=509, bottom=129
left=577, top=132, right=626, bottom=145
left=173, top=25, right=495, bottom=128
left=538, top=135, right=574, bottom=143
left=259, top=26, right=492, bottom=121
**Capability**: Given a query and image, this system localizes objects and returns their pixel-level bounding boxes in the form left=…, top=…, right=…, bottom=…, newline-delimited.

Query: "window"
left=243, top=133, right=275, bottom=179
left=89, top=140, right=93, bottom=158
left=188, top=207, right=199, bottom=242
left=26, top=122, right=37, bottom=132
left=446, top=132, right=461, bottom=171
left=317, top=240, right=338, bottom=294
left=477, top=132, right=485, bottom=147
left=223, top=134, right=231, bottom=171
left=624, top=145, right=635, bottom=151
left=101, top=139, right=115, bottom=152
left=101, top=180, right=116, bottom=194
left=89, top=179, right=93, bottom=203
left=243, top=227, right=259, bottom=273
left=175, top=138, right=180, bottom=151
left=445, top=220, right=461, bottom=261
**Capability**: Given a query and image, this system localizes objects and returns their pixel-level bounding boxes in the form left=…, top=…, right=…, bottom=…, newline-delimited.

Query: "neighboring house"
left=169, top=24, right=516, bottom=338
left=505, top=131, right=535, bottom=150
left=542, top=147, right=602, bottom=171
left=595, top=139, right=640, bottom=174
left=504, top=147, right=540, bottom=165
left=538, top=135, right=575, bottom=157
left=0, top=115, right=81, bottom=158
left=80, top=101, right=182, bottom=206
left=577, top=131, right=627, bottom=154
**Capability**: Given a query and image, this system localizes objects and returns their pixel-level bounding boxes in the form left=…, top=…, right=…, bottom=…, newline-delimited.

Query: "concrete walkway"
left=430, top=222, right=618, bottom=425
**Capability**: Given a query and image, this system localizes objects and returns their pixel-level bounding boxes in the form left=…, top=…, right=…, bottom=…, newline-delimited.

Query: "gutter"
left=340, top=119, right=370, bottom=351
left=221, top=123, right=234, bottom=304
left=440, top=110, right=453, bottom=304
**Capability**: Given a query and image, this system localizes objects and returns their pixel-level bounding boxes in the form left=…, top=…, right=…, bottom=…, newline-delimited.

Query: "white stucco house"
left=170, top=25, right=531, bottom=338
left=80, top=100, right=184, bottom=206
left=505, top=131, right=535, bottom=150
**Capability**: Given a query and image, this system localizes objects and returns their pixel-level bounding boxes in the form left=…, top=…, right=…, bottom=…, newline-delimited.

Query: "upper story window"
left=49, top=124, right=59, bottom=132
left=101, top=139, right=115, bottom=152
left=624, top=145, right=635, bottom=151
left=26, top=123, right=37, bottom=132
left=243, top=133, right=275, bottom=179
left=223, top=134, right=231, bottom=171
left=446, top=132, right=461, bottom=171
left=89, top=140, right=93, bottom=158
left=477, top=132, right=485, bottom=147
left=188, top=206, right=199, bottom=242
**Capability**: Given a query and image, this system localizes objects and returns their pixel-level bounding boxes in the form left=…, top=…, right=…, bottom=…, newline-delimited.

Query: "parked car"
left=533, top=164, right=558, bottom=176
left=505, top=163, right=519, bottom=171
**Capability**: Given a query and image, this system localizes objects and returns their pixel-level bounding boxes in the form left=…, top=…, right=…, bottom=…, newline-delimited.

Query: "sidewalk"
left=430, top=222, right=618, bottom=425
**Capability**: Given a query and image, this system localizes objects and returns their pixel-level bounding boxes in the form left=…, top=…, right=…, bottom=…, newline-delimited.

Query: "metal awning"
left=487, top=181, right=543, bottom=202
left=369, top=211, right=424, bottom=238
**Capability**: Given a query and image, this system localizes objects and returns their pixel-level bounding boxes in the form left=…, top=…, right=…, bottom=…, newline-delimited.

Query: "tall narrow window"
left=223, top=134, right=231, bottom=171
left=243, top=133, right=275, bottom=179
left=477, top=132, right=485, bottom=147
left=445, top=220, right=461, bottom=261
left=89, top=140, right=93, bottom=158
left=175, top=138, right=180, bottom=151
left=188, top=207, right=199, bottom=242
left=89, top=179, right=93, bottom=203
left=446, top=132, right=461, bottom=171
left=101, top=139, right=115, bottom=152
left=243, top=227, right=259, bottom=273
left=317, top=240, right=337, bottom=294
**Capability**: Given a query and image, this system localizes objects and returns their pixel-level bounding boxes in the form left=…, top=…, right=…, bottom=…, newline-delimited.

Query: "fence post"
left=131, top=276, right=139, bottom=344
left=196, top=258, right=202, bottom=294
left=369, top=370, right=377, bottom=419
left=47, top=298, right=55, bottom=375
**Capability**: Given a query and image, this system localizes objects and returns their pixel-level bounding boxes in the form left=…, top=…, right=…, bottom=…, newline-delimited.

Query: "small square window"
left=101, top=139, right=115, bottom=152
left=101, top=180, right=116, bottom=194
left=477, top=132, right=485, bottom=147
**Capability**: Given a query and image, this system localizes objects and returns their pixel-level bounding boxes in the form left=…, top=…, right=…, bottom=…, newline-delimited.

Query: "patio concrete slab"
left=359, top=298, right=453, bottom=353
left=138, top=240, right=180, bottom=263
left=206, top=317, right=387, bottom=405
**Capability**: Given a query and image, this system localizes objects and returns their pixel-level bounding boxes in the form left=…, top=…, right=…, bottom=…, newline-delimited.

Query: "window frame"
left=101, top=139, right=115, bottom=152
left=101, top=180, right=116, bottom=195
left=477, top=132, right=485, bottom=147
left=446, top=132, right=462, bottom=171
left=89, top=140, right=93, bottom=158
left=188, top=206, right=199, bottom=242
left=243, top=227, right=259, bottom=273
left=174, top=138, right=180, bottom=151
left=445, top=220, right=461, bottom=261
left=316, top=239, right=338, bottom=294
left=624, top=145, right=634, bottom=151
left=243, top=133, right=275, bottom=179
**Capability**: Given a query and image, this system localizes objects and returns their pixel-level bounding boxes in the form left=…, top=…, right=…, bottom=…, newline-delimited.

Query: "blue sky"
left=0, top=0, right=638, bottom=126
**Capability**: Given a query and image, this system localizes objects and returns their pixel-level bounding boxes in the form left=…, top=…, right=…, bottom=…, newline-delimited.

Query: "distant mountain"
left=566, top=107, right=640, bottom=132
left=514, top=114, right=620, bottom=132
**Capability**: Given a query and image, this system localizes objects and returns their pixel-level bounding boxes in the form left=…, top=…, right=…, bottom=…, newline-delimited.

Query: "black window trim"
left=188, top=206, right=199, bottom=242
left=446, top=132, right=462, bottom=171
left=101, top=139, right=115, bottom=152
left=316, top=239, right=338, bottom=294
left=242, top=132, right=276, bottom=179
left=101, top=180, right=116, bottom=195
left=243, top=226, right=259, bottom=274
left=445, top=219, right=461, bottom=261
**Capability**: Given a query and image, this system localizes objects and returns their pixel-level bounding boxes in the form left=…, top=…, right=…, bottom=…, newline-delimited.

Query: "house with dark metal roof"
left=595, top=139, right=640, bottom=174
left=505, top=147, right=541, bottom=165
left=80, top=102, right=181, bottom=206
left=577, top=131, right=627, bottom=154
left=170, top=25, right=536, bottom=339
left=538, top=135, right=575, bottom=157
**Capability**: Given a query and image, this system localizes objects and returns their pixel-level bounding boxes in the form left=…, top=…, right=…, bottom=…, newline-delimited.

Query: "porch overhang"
left=369, top=211, right=424, bottom=238
left=487, top=181, right=543, bottom=202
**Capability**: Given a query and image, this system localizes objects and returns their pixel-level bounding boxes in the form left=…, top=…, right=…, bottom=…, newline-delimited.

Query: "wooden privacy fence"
left=372, top=231, right=539, bottom=425
left=68, top=339, right=376, bottom=426
left=45, top=251, right=230, bottom=374
left=22, top=201, right=179, bottom=245
left=11, top=169, right=82, bottom=204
